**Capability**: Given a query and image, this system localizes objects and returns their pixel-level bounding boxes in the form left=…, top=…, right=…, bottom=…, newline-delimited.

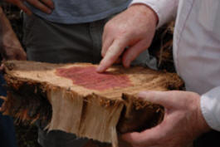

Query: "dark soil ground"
left=1, top=2, right=175, bottom=147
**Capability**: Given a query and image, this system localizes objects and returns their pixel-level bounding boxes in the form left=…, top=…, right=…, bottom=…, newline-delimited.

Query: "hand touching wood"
left=97, top=4, right=158, bottom=72
left=0, top=7, right=26, bottom=62
left=122, top=91, right=211, bottom=147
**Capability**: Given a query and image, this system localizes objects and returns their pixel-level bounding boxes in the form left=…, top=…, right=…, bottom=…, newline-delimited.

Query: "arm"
left=0, top=7, right=26, bottom=61
left=122, top=90, right=211, bottom=147
left=97, top=0, right=179, bottom=72
left=4, top=0, right=54, bottom=15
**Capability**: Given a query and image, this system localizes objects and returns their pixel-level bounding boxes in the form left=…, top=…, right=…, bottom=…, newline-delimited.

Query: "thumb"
left=138, top=91, right=173, bottom=108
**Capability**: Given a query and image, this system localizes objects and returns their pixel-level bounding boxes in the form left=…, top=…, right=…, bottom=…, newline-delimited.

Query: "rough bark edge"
left=117, top=93, right=164, bottom=133
left=1, top=74, right=165, bottom=145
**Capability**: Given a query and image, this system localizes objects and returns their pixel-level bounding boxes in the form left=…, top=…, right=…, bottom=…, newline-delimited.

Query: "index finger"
left=97, top=39, right=127, bottom=72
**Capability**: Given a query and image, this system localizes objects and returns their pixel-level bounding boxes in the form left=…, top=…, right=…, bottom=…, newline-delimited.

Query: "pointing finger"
left=102, top=35, right=114, bottom=57
left=97, top=38, right=128, bottom=72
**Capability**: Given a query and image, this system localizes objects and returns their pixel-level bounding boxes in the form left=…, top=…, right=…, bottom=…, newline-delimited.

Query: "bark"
left=1, top=60, right=184, bottom=146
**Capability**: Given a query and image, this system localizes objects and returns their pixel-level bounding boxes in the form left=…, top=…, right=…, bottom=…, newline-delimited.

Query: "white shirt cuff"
left=201, top=86, right=220, bottom=131
left=130, top=0, right=179, bottom=28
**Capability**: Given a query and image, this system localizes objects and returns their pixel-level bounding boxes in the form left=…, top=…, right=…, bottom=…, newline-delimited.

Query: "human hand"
left=122, top=91, right=211, bottom=147
left=97, top=4, right=158, bottom=72
left=1, top=32, right=27, bottom=61
left=5, top=0, right=54, bottom=15
left=0, top=36, right=26, bottom=71
left=0, top=27, right=26, bottom=71
left=0, top=7, right=26, bottom=68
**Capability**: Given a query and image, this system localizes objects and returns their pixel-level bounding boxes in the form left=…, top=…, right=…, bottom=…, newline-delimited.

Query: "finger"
left=40, top=0, right=54, bottom=9
left=97, top=39, right=127, bottom=72
left=138, top=91, right=173, bottom=108
left=122, top=126, right=162, bottom=146
left=102, top=36, right=113, bottom=57
left=122, top=40, right=148, bottom=68
left=26, top=0, right=52, bottom=14
left=16, top=1, right=32, bottom=15
left=101, top=26, right=113, bottom=57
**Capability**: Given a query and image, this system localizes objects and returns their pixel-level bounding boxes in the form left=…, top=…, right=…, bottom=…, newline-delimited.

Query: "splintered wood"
left=0, top=60, right=184, bottom=146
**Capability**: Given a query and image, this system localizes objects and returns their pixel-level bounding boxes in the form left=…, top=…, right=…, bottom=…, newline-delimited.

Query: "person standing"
left=97, top=0, right=220, bottom=147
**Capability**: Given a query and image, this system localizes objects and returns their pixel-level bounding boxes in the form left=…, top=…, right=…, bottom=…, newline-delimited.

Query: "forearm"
left=130, top=0, right=179, bottom=28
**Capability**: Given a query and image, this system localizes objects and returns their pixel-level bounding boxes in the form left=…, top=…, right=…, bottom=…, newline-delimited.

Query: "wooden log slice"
left=0, top=60, right=184, bottom=146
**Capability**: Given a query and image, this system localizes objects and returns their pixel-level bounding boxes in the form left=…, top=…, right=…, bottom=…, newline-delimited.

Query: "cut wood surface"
left=1, top=60, right=184, bottom=147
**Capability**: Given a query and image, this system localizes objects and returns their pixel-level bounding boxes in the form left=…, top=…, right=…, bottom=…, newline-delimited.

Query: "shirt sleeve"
left=201, top=86, right=220, bottom=131
left=130, top=0, right=179, bottom=28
